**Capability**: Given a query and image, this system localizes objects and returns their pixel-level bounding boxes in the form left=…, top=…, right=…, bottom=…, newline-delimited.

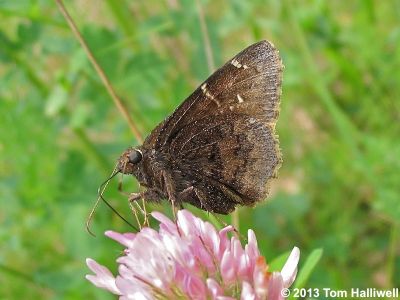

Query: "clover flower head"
left=86, top=210, right=300, bottom=300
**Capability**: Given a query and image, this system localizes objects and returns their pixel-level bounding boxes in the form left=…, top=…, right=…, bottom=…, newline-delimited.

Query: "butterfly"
left=117, top=40, right=283, bottom=214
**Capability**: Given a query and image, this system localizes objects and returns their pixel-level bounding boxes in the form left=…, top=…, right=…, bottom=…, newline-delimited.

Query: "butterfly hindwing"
left=171, top=112, right=280, bottom=210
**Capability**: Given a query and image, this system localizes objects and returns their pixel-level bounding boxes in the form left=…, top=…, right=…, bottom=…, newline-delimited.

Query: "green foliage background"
left=1, top=0, right=399, bottom=299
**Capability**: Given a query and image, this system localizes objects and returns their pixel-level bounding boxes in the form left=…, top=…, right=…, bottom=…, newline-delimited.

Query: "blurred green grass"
left=1, top=0, right=399, bottom=299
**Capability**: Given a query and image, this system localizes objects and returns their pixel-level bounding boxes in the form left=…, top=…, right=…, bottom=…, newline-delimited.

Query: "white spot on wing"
left=231, top=59, right=242, bottom=68
left=200, top=82, right=220, bottom=107
left=237, top=94, right=244, bottom=103
left=269, top=41, right=276, bottom=48
left=231, top=59, right=248, bottom=70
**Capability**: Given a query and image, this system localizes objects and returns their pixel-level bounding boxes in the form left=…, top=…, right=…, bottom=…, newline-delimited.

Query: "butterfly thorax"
left=118, top=147, right=174, bottom=199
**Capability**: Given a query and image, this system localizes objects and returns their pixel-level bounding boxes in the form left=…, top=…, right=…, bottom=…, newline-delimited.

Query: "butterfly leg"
left=177, top=186, right=194, bottom=200
left=128, top=189, right=163, bottom=227
left=128, top=192, right=141, bottom=202
left=161, top=170, right=181, bottom=220
left=128, top=189, right=162, bottom=202
left=128, top=192, right=147, bottom=228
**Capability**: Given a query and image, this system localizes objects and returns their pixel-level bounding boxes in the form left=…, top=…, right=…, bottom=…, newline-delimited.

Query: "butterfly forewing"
left=148, top=40, right=282, bottom=147
left=139, top=40, right=283, bottom=214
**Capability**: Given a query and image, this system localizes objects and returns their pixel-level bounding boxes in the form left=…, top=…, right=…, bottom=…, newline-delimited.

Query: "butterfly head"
left=117, top=148, right=143, bottom=175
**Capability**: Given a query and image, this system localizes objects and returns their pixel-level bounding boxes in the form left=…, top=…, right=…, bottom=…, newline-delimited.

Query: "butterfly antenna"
left=86, top=168, right=118, bottom=236
left=86, top=166, right=138, bottom=236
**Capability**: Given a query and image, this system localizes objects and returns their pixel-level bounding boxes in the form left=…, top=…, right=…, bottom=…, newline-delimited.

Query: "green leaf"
left=292, top=248, right=323, bottom=291
left=45, top=84, right=68, bottom=116
left=17, top=21, right=40, bottom=45
left=269, top=250, right=292, bottom=271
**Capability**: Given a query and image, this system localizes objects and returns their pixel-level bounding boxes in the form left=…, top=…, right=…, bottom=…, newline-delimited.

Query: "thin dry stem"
left=55, top=0, right=143, bottom=143
left=195, top=0, right=215, bottom=72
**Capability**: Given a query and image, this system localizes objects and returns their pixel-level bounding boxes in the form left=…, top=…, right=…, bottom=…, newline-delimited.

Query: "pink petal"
left=206, top=278, right=224, bottom=298
left=152, top=211, right=178, bottom=235
left=231, top=237, right=250, bottom=281
left=194, top=243, right=215, bottom=272
left=218, top=225, right=234, bottom=259
left=120, top=293, right=151, bottom=300
left=105, top=230, right=136, bottom=248
left=220, top=250, right=236, bottom=285
left=201, top=221, right=220, bottom=255
left=267, top=272, right=284, bottom=300
left=115, top=275, right=153, bottom=299
left=237, top=254, right=251, bottom=281
left=280, top=246, right=300, bottom=287
left=183, top=274, right=207, bottom=300
left=177, top=209, right=199, bottom=236
left=245, top=230, right=260, bottom=262
left=85, top=258, right=121, bottom=295
left=118, top=264, right=135, bottom=280
left=117, top=232, right=176, bottom=290
left=174, top=264, right=192, bottom=287
left=232, top=237, right=244, bottom=259
left=162, top=235, right=197, bottom=271
left=253, top=256, right=269, bottom=299
left=240, top=281, right=256, bottom=300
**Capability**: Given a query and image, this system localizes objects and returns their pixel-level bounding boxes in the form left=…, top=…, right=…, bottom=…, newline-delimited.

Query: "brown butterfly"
left=117, top=40, right=283, bottom=214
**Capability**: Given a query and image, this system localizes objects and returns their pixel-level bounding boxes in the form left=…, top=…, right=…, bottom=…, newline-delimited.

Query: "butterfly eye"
left=128, top=149, right=142, bottom=164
